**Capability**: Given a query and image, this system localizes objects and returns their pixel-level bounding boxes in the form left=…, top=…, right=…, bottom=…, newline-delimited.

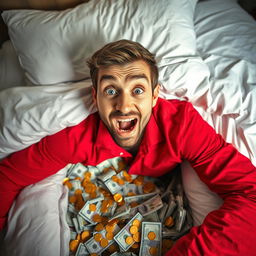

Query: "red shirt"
left=1, top=98, right=256, bottom=255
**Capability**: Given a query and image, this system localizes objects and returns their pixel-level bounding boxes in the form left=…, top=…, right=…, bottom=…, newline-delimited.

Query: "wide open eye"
left=133, top=87, right=144, bottom=95
left=105, top=88, right=117, bottom=95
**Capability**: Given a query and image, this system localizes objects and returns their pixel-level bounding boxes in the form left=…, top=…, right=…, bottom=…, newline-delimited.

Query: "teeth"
left=117, top=118, right=136, bottom=122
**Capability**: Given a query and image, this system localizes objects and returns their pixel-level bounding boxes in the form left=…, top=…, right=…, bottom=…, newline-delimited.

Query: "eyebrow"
left=99, top=73, right=149, bottom=83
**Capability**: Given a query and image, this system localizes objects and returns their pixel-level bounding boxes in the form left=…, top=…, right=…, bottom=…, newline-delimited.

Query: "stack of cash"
left=64, top=157, right=193, bottom=256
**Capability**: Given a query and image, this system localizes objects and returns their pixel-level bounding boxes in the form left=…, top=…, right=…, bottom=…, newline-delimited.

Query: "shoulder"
left=153, top=98, right=192, bottom=119
left=47, top=112, right=100, bottom=144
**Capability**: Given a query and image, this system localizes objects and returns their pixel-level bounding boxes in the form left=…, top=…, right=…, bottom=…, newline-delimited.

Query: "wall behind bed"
left=0, top=0, right=88, bottom=46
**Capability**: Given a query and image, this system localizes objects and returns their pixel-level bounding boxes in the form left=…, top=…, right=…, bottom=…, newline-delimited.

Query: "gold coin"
left=132, top=232, right=141, bottom=243
left=105, top=232, right=114, bottom=240
left=117, top=160, right=126, bottom=172
left=95, top=223, right=104, bottom=232
left=132, top=219, right=141, bottom=227
left=81, top=230, right=90, bottom=242
left=117, top=200, right=125, bottom=206
left=63, top=179, right=72, bottom=189
left=69, top=195, right=77, bottom=204
left=92, top=214, right=102, bottom=223
left=117, top=178, right=125, bottom=185
left=129, top=225, right=138, bottom=235
left=125, top=236, right=134, bottom=245
left=111, top=175, right=119, bottom=182
left=130, top=202, right=139, bottom=208
left=89, top=204, right=96, bottom=212
left=76, top=233, right=81, bottom=241
left=105, top=224, right=115, bottom=233
left=100, top=238, right=109, bottom=248
left=131, top=242, right=139, bottom=249
left=147, top=231, right=156, bottom=240
left=62, top=177, right=69, bottom=183
left=113, top=193, right=123, bottom=203
left=149, top=247, right=158, bottom=255
left=122, top=171, right=132, bottom=182
left=89, top=191, right=97, bottom=199
left=127, top=192, right=136, bottom=197
left=75, top=189, right=83, bottom=195
left=85, top=183, right=97, bottom=194
left=69, top=239, right=79, bottom=252
left=133, top=176, right=144, bottom=186
left=143, top=182, right=155, bottom=193
left=164, top=216, right=174, bottom=227
left=94, top=233, right=102, bottom=242
left=75, top=195, right=85, bottom=210
left=107, top=218, right=119, bottom=228
left=84, top=171, right=91, bottom=180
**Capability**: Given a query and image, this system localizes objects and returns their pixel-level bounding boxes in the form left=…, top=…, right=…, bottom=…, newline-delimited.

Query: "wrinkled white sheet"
left=1, top=0, right=256, bottom=255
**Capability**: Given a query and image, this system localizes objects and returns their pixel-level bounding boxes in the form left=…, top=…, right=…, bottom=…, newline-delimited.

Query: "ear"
left=152, top=84, right=160, bottom=107
left=92, top=87, right=97, bottom=105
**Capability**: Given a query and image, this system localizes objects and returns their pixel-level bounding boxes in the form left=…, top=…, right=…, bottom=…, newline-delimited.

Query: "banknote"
left=139, top=222, right=162, bottom=256
left=75, top=242, right=90, bottom=256
left=97, top=169, right=116, bottom=182
left=114, top=212, right=143, bottom=251
left=124, top=192, right=156, bottom=204
left=78, top=200, right=102, bottom=224
left=84, top=224, right=120, bottom=254
left=68, top=163, right=88, bottom=179
left=136, top=194, right=163, bottom=216
left=174, top=207, right=186, bottom=232
left=105, top=178, right=123, bottom=194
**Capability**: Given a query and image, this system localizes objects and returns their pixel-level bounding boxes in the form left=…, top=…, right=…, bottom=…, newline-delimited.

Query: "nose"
left=115, top=92, right=132, bottom=113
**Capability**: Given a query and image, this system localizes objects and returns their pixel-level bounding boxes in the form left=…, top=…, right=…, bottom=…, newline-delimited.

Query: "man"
left=0, top=40, right=256, bottom=255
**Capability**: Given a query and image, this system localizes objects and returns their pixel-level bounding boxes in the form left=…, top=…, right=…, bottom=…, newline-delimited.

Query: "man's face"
left=93, top=60, right=159, bottom=152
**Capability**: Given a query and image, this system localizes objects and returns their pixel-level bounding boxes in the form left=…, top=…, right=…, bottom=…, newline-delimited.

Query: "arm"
left=167, top=103, right=256, bottom=255
left=0, top=127, right=72, bottom=230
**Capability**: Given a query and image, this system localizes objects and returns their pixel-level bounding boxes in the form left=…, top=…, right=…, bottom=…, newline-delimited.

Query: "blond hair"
left=87, top=40, right=159, bottom=90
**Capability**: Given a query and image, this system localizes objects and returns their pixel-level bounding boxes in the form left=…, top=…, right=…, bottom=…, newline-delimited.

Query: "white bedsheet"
left=1, top=0, right=256, bottom=255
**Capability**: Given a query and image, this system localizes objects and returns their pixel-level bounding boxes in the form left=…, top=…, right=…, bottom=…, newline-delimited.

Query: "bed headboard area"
left=0, top=0, right=88, bottom=45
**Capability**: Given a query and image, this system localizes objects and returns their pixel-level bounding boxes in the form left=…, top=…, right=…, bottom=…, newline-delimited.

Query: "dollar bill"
left=136, top=194, right=163, bottom=217
left=114, top=212, right=143, bottom=251
left=97, top=169, right=117, bottom=182
left=84, top=224, right=120, bottom=254
left=72, top=217, right=83, bottom=234
left=78, top=200, right=102, bottom=224
left=109, top=204, right=131, bottom=222
left=87, top=165, right=101, bottom=180
left=139, top=222, right=162, bottom=256
left=124, top=192, right=156, bottom=204
left=68, top=163, right=88, bottom=179
left=75, top=243, right=90, bottom=256
left=143, top=211, right=160, bottom=222
left=158, top=202, right=168, bottom=222
left=69, top=179, right=83, bottom=196
left=174, top=207, right=186, bottom=232
left=105, top=178, right=123, bottom=194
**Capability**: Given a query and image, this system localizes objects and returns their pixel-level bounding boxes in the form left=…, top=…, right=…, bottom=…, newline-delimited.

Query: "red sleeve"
left=167, top=103, right=256, bottom=255
left=0, top=127, right=72, bottom=230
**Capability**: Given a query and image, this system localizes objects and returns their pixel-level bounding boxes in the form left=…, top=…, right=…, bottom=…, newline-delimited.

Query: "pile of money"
left=64, top=157, right=193, bottom=256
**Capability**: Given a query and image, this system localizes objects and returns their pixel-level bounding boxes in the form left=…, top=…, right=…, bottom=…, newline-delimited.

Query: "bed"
left=0, top=0, right=256, bottom=255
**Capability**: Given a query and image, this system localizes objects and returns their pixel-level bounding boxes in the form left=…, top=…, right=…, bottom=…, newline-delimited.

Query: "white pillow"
left=2, top=0, right=198, bottom=86
left=0, top=40, right=26, bottom=90
left=0, top=80, right=96, bottom=159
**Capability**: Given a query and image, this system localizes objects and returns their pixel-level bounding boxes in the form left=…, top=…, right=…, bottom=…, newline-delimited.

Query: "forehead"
left=98, top=60, right=151, bottom=83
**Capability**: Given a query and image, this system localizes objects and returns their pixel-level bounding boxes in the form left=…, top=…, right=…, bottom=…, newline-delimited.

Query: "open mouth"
left=116, top=118, right=138, bottom=133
